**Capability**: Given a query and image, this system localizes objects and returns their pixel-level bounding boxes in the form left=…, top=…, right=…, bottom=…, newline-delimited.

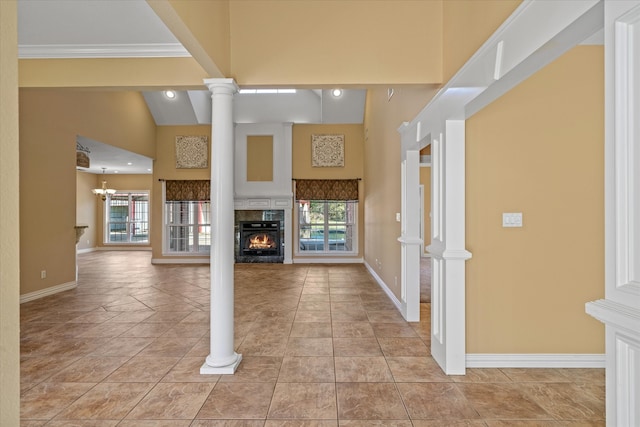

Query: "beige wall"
left=95, top=174, right=154, bottom=249
left=443, top=0, right=521, bottom=83
left=247, top=135, right=274, bottom=182
left=292, top=124, right=365, bottom=260
left=19, top=90, right=156, bottom=295
left=363, top=87, right=438, bottom=297
left=229, top=0, right=442, bottom=86
left=151, top=125, right=212, bottom=261
left=466, top=46, right=605, bottom=353
left=0, top=1, right=20, bottom=423
left=19, top=57, right=208, bottom=89
left=76, top=171, right=98, bottom=251
left=165, top=0, right=231, bottom=77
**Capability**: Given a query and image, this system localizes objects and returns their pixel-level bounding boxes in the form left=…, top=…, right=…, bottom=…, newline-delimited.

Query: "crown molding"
left=18, top=43, right=190, bottom=59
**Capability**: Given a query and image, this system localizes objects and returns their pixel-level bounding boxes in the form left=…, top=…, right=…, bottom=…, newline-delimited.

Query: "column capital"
left=204, top=78, right=239, bottom=95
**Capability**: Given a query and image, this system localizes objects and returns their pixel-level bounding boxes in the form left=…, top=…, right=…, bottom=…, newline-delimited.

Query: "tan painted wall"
left=466, top=46, right=605, bottom=353
left=19, top=57, right=208, bottom=89
left=0, top=1, right=21, bottom=423
left=151, top=125, right=212, bottom=261
left=76, top=171, right=98, bottom=251
left=167, top=0, right=231, bottom=77
left=229, top=0, right=443, bottom=86
left=247, top=135, right=274, bottom=182
left=95, top=174, right=154, bottom=249
left=19, top=90, right=156, bottom=295
left=292, top=124, right=365, bottom=260
left=443, top=0, right=521, bottom=83
left=363, top=87, right=438, bottom=296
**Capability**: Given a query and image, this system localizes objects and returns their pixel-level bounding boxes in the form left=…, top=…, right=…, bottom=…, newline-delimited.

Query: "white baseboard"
left=20, top=281, right=77, bottom=304
left=77, top=247, right=96, bottom=254
left=466, top=353, right=606, bottom=368
left=151, top=258, right=209, bottom=264
left=293, top=257, right=363, bottom=264
left=98, top=246, right=152, bottom=251
left=364, top=260, right=404, bottom=314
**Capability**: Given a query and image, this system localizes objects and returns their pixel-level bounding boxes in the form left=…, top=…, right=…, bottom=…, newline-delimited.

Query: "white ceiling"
left=76, top=135, right=153, bottom=175
left=143, top=89, right=367, bottom=126
left=18, top=0, right=367, bottom=174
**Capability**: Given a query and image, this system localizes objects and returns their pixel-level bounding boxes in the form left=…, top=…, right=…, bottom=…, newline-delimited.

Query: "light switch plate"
left=503, top=212, right=523, bottom=227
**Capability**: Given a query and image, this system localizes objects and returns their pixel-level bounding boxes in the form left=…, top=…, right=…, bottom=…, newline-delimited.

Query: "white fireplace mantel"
left=234, top=123, right=293, bottom=264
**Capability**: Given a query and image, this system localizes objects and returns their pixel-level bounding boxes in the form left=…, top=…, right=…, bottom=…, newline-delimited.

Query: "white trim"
left=18, top=43, right=191, bottom=59
left=293, top=257, right=363, bottom=264
left=612, top=3, right=640, bottom=305
left=364, top=260, right=404, bottom=315
left=466, top=353, right=606, bottom=368
left=98, top=246, right=151, bottom=251
left=77, top=247, right=96, bottom=254
left=151, top=258, right=209, bottom=265
left=586, top=299, right=640, bottom=342
left=20, top=281, right=77, bottom=304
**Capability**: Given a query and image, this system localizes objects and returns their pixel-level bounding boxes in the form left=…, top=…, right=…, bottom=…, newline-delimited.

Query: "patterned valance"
left=295, top=179, right=359, bottom=201
left=165, top=180, right=210, bottom=201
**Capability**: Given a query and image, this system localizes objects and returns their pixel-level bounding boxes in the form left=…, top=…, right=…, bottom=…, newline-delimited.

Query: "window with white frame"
left=163, top=180, right=211, bottom=255
left=105, top=192, right=149, bottom=243
left=295, top=179, right=359, bottom=255
left=165, top=201, right=211, bottom=254
left=298, top=200, right=357, bottom=253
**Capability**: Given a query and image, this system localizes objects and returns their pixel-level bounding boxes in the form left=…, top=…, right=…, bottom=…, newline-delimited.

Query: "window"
left=106, top=192, right=149, bottom=243
left=165, top=201, right=211, bottom=254
left=162, top=180, right=211, bottom=255
left=298, top=200, right=356, bottom=253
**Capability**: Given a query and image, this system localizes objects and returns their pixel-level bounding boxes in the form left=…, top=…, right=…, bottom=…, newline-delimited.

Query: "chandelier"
left=92, top=168, right=116, bottom=201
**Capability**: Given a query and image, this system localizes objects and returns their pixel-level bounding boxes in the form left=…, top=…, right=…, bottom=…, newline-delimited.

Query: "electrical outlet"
left=502, top=212, right=523, bottom=227
left=40, top=270, right=46, bottom=279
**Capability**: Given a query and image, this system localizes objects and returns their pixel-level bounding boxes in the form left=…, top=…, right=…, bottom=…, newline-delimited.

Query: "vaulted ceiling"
left=17, top=0, right=366, bottom=173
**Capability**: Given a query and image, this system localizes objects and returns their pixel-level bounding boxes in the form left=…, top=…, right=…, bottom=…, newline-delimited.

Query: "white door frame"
left=398, top=0, right=605, bottom=374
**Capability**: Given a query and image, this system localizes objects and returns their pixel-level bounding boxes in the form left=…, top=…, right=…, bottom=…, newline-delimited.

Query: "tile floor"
left=20, top=251, right=605, bottom=426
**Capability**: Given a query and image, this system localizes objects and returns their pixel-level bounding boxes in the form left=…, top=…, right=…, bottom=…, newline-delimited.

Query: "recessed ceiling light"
left=114, top=170, right=119, bottom=173
left=164, top=90, right=176, bottom=99
left=147, top=168, right=152, bottom=172
left=331, top=88, right=343, bottom=97
left=127, top=162, right=132, bottom=166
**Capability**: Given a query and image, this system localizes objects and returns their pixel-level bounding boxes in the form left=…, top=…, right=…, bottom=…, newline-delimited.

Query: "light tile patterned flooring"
left=20, top=251, right=605, bottom=426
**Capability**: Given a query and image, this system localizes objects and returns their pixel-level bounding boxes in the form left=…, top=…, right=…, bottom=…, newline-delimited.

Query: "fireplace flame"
left=249, top=234, right=276, bottom=249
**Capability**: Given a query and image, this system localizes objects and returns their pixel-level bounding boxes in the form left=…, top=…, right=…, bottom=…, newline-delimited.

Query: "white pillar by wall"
left=586, top=2, right=640, bottom=424
left=427, top=120, right=471, bottom=375
left=201, top=78, right=242, bottom=375
left=398, top=150, right=422, bottom=321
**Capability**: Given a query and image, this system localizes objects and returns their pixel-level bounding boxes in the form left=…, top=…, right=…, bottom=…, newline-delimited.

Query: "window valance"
left=165, top=180, right=210, bottom=201
left=294, top=179, right=359, bottom=201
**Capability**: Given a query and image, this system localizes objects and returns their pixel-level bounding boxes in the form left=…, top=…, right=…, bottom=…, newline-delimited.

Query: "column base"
left=200, top=353, right=242, bottom=375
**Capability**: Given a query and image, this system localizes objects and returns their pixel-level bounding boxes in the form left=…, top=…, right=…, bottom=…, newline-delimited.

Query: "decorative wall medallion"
left=176, top=135, right=209, bottom=168
left=311, top=134, right=344, bottom=167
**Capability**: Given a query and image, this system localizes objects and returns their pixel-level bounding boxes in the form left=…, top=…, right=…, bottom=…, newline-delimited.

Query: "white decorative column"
left=427, top=120, right=472, bottom=375
left=586, top=2, right=640, bottom=425
left=398, top=149, right=422, bottom=321
left=201, top=78, right=242, bottom=374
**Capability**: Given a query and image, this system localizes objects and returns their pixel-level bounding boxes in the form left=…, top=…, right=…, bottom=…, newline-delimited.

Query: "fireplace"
left=237, top=220, right=283, bottom=263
